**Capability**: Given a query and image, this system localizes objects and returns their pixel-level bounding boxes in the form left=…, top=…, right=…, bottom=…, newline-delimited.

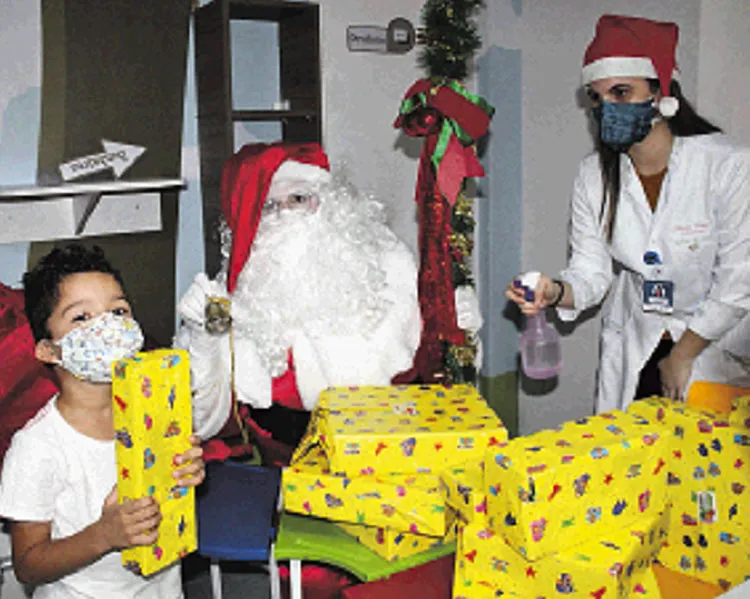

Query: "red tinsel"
left=394, top=79, right=492, bottom=383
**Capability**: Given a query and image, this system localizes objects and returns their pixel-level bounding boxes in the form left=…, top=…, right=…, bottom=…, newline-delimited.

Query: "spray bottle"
left=515, top=271, right=562, bottom=379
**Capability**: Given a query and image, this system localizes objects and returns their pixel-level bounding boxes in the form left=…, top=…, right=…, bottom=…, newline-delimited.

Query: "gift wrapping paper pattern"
left=335, top=516, right=457, bottom=561
left=283, top=446, right=453, bottom=535
left=112, top=349, right=197, bottom=576
left=627, top=396, right=750, bottom=591
left=292, top=384, right=508, bottom=477
left=440, top=464, right=487, bottom=525
left=485, top=410, right=669, bottom=562
left=453, top=508, right=668, bottom=599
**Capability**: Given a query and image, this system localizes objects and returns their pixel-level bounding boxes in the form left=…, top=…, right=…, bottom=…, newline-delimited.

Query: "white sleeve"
left=174, top=274, right=233, bottom=440
left=558, top=161, right=614, bottom=321
left=688, top=149, right=750, bottom=341
left=369, top=242, right=422, bottom=374
left=0, top=432, right=60, bottom=522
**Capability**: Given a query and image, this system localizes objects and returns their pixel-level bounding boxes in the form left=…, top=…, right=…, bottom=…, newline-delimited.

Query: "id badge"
left=643, top=280, right=674, bottom=313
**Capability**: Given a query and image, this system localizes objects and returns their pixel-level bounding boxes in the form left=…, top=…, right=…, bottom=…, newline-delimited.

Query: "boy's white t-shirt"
left=0, top=396, right=183, bottom=599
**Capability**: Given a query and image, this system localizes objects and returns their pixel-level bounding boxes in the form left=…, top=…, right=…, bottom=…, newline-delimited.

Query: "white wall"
left=697, top=1, right=750, bottom=145
left=319, top=0, right=425, bottom=252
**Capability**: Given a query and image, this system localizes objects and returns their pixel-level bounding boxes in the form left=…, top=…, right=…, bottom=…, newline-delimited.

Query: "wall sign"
left=347, top=26, right=388, bottom=52
left=59, top=140, right=146, bottom=181
left=347, top=18, right=415, bottom=54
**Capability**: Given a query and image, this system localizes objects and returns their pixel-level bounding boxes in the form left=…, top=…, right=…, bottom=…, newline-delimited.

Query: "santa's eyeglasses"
left=262, top=192, right=320, bottom=216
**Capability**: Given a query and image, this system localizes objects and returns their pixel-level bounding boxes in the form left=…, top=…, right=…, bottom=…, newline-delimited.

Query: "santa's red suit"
left=174, top=142, right=422, bottom=463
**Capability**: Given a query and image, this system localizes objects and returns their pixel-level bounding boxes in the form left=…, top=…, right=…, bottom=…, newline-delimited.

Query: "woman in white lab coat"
left=506, top=14, right=750, bottom=413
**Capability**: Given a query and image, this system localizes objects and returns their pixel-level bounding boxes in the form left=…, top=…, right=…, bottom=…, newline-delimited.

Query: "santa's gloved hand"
left=455, top=285, right=483, bottom=333
left=177, top=273, right=228, bottom=330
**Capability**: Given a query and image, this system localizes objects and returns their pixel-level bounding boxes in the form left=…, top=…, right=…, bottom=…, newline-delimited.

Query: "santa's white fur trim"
left=582, top=56, right=680, bottom=86
left=270, top=160, right=331, bottom=194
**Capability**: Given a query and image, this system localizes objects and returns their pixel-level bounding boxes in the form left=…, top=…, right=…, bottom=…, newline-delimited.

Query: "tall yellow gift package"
left=112, top=349, right=197, bottom=576
left=485, top=410, right=669, bottom=561
left=627, top=396, right=750, bottom=591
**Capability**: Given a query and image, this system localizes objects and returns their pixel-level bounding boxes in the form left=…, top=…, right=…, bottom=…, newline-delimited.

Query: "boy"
left=0, top=243, right=204, bottom=598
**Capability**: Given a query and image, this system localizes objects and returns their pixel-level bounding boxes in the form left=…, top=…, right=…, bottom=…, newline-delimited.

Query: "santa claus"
left=175, top=142, right=427, bottom=462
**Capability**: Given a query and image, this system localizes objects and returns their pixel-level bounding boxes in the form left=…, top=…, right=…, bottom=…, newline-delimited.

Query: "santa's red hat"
left=220, top=141, right=331, bottom=294
left=582, top=14, right=680, bottom=118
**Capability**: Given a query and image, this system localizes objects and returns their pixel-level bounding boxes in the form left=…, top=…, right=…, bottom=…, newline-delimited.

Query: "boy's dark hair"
left=23, top=244, right=126, bottom=343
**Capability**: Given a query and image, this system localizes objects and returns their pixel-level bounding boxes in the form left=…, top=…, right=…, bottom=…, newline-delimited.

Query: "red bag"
left=0, top=283, right=58, bottom=467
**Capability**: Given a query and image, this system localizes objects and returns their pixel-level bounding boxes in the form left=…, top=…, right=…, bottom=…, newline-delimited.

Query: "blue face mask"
left=593, top=98, right=657, bottom=152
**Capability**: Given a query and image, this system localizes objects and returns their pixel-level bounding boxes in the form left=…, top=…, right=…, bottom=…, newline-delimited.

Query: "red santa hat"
left=582, top=14, right=680, bottom=118
left=220, top=141, right=331, bottom=294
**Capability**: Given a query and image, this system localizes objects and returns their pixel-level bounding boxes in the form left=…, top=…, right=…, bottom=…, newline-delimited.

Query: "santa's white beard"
left=228, top=184, right=396, bottom=377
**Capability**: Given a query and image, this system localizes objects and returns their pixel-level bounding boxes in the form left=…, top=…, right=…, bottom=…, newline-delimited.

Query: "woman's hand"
left=172, top=435, right=206, bottom=488
left=505, top=273, right=561, bottom=315
left=658, top=352, right=694, bottom=401
left=658, top=329, right=710, bottom=402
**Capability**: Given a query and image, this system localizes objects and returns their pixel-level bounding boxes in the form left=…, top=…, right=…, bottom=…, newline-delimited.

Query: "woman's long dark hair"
left=599, top=80, right=722, bottom=240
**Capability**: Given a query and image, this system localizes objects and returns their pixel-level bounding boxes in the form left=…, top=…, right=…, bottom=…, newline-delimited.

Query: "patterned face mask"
left=593, top=98, right=657, bottom=152
left=53, top=312, right=144, bottom=383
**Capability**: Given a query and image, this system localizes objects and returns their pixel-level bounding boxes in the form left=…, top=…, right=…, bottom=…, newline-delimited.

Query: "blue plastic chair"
left=196, top=460, right=282, bottom=599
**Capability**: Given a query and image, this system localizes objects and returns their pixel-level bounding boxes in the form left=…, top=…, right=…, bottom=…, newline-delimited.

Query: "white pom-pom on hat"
left=658, top=96, right=679, bottom=118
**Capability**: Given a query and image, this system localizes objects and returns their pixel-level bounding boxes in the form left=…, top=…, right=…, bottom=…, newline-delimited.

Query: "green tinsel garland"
left=417, top=0, right=485, bottom=81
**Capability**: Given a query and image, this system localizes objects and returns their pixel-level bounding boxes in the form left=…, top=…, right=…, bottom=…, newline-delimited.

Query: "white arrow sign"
left=59, top=140, right=146, bottom=181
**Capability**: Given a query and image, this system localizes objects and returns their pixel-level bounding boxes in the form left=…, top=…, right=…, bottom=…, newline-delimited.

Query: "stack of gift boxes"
left=454, top=409, right=671, bottom=597
left=281, top=383, right=749, bottom=596
left=628, top=396, right=750, bottom=592
left=282, top=384, right=509, bottom=561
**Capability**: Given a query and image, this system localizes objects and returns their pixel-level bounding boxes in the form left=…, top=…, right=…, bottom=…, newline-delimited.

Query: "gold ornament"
left=205, top=297, right=232, bottom=335
left=450, top=232, right=473, bottom=256
left=450, top=342, right=477, bottom=367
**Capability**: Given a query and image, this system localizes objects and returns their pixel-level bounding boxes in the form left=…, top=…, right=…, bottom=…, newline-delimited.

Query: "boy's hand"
left=172, top=435, right=206, bottom=488
left=97, top=486, right=162, bottom=551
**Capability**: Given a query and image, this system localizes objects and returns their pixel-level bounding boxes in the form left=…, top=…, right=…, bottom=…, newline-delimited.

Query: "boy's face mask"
left=53, top=312, right=144, bottom=383
left=593, top=98, right=657, bottom=152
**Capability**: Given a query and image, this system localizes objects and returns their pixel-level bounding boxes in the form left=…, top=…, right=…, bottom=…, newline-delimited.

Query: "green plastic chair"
left=274, top=512, right=456, bottom=599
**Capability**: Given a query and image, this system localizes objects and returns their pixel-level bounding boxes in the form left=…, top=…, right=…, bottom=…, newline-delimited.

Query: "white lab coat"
left=559, top=134, right=750, bottom=413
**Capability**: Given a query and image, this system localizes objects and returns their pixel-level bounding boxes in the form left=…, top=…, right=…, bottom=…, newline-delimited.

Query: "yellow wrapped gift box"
left=627, top=396, right=750, bottom=591
left=112, top=349, right=197, bottom=576
left=282, top=446, right=452, bottom=536
left=453, top=508, right=669, bottom=599
left=292, top=384, right=508, bottom=477
left=485, top=410, right=669, bottom=561
left=336, top=516, right=457, bottom=561
left=440, top=464, right=487, bottom=525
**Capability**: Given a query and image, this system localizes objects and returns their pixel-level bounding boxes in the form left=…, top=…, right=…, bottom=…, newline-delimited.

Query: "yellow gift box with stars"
left=485, top=409, right=669, bottom=562
left=291, top=384, right=508, bottom=478
left=112, top=349, right=197, bottom=577
left=453, top=508, right=668, bottom=599
left=440, top=463, right=487, bottom=525
left=627, top=396, right=750, bottom=592
left=335, top=516, right=457, bottom=561
left=282, top=445, right=453, bottom=536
